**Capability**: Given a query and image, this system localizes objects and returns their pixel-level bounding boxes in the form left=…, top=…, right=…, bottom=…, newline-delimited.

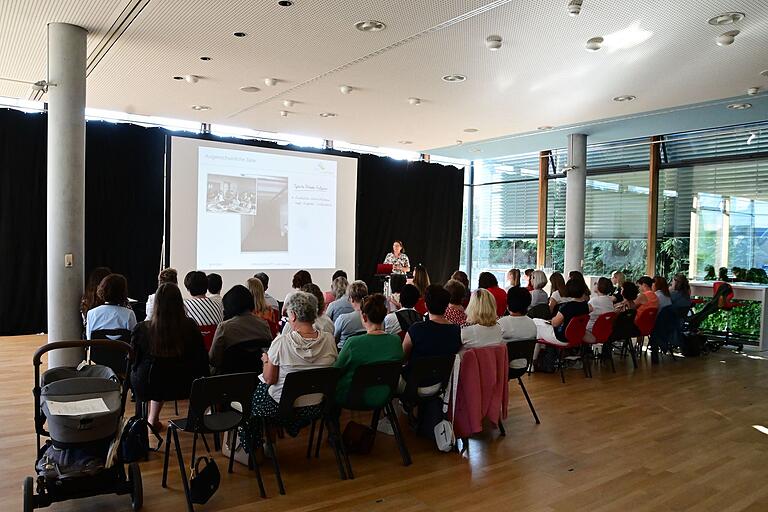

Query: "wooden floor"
left=2, top=335, right=768, bottom=511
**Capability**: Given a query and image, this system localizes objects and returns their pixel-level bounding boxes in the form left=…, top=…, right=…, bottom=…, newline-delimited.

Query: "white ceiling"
left=1, top=0, right=767, bottom=153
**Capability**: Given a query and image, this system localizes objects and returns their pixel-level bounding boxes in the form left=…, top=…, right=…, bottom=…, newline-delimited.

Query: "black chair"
left=505, top=340, right=541, bottom=425
left=261, top=367, right=347, bottom=495
left=527, top=303, right=552, bottom=320
left=340, top=361, right=412, bottom=466
left=650, top=306, right=679, bottom=361
left=611, top=309, right=638, bottom=368
left=219, top=339, right=271, bottom=374
left=161, top=372, right=264, bottom=512
left=89, top=328, right=133, bottom=377
left=397, top=355, right=456, bottom=427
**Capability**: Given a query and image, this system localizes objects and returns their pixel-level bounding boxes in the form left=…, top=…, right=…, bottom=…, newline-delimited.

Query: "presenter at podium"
left=383, top=240, right=411, bottom=275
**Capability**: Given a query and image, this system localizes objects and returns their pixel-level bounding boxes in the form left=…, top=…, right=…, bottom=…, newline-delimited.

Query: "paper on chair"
left=47, top=398, right=110, bottom=416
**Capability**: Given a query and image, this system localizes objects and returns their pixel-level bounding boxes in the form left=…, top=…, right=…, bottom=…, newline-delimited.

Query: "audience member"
left=548, top=272, right=570, bottom=312
left=334, top=294, right=403, bottom=408
left=635, top=276, right=659, bottom=313
left=499, top=287, right=537, bottom=341
left=568, top=270, right=591, bottom=298
left=443, top=279, right=468, bottom=325
left=253, top=272, right=280, bottom=311
left=247, top=277, right=276, bottom=324
left=207, top=273, right=223, bottom=301
left=524, top=268, right=534, bottom=291
left=383, top=283, right=422, bottom=335
left=412, top=264, right=431, bottom=315
left=183, top=271, right=224, bottom=326
left=451, top=270, right=471, bottom=307
left=653, top=276, right=672, bottom=310
left=460, top=289, right=502, bottom=349
left=239, top=291, right=338, bottom=452
left=670, top=274, right=692, bottom=311
left=551, top=279, right=593, bottom=342
left=209, top=285, right=272, bottom=371
left=507, top=268, right=521, bottom=289
left=588, top=277, right=615, bottom=331
left=402, top=285, right=461, bottom=381
left=334, top=280, right=368, bottom=348
left=614, top=282, right=639, bottom=312
left=131, top=283, right=209, bottom=430
left=324, top=270, right=347, bottom=307
left=387, top=273, right=407, bottom=312
left=81, top=266, right=111, bottom=327
left=477, top=271, right=507, bottom=317
left=281, top=283, right=334, bottom=335
left=611, top=271, right=626, bottom=303
left=86, top=273, right=137, bottom=339
left=283, top=270, right=313, bottom=313
left=145, top=268, right=177, bottom=319
left=529, top=270, right=549, bottom=307
left=325, top=276, right=353, bottom=321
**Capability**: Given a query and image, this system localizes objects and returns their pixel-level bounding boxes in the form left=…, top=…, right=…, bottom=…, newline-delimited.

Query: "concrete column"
left=47, top=23, right=87, bottom=368
left=564, top=133, right=587, bottom=274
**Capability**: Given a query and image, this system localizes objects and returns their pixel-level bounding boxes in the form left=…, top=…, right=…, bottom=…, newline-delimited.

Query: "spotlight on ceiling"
left=32, top=80, right=49, bottom=91
left=191, top=105, right=211, bottom=111
left=280, top=110, right=289, bottom=117
left=339, top=85, right=353, bottom=94
left=567, top=0, right=583, bottom=17
left=747, top=87, right=760, bottom=96
left=172, top=76, right=184, bottom=80
left=762, top=70, right=768, bottom=78
left=708, top=12, right=745, bottom=25
left=485, top=35, right=502, bottom=50
left=319, top=112, right=337, bottom=118
left=727, top=103, right=752, bottom=110
left=199, top=56, right=212, bottom=61
left=355, top=20, right=386, bottom=32
left=185, top=74, right=199, bottom=83
left=585, top=36, right=603, bottom=51
left=613, top=95, right=636, bottom=102
left=716, top=30, right=739, bottom=46
left=278, top=0, right=293, bottom=6
left=233, top=32, right=247, bottom=38
left=408, top=97, right=421, bottom=106
left=264, top=78, right=278, bottom=86
left=282, top=99, right=295, bottom=107
left=442, top=74, right=466, bottom=83
left=239, top=86, right=260, bottom=93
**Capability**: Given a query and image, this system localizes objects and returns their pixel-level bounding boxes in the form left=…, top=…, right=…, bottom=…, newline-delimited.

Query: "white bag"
left=434, top=354, right=461, bottom=452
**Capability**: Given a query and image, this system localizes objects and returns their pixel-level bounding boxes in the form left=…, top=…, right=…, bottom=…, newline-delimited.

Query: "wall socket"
left=64, top=254, right=73, bottom=267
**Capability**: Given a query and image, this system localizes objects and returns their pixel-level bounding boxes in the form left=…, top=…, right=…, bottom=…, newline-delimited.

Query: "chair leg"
left=228, top=429, right=236, bottom=474
left=332, top=416, right=353, bottom=479
left=171, top=427, right=195, bottom=512
left=323, top=417, right=347, bottom=480
left=162, top=425, right=173, bottom=487
left=263, top=418, right=286, bottom=495
left=385, top=401, right=412, bottom=466
left=627, top=339, right=638, bottom=368
left=518, top=378, right=540, bottom=424
left=314, top=419, right=325, bottom=459
left=498, top=416, right=506, bottom=436
left=581, top=346, right=591, bottom=378
left=370, top=408, right=381, bottom=429
left=306, top=419, right=316, bottom=459
left=175, top=400, right=179, bottom=416
left=558, top=349, right=566, bottom=384
left=245, top=430, right=266, bottom=498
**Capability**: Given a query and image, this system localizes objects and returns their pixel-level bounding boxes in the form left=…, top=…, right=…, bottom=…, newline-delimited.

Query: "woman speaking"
left=384, top=240, right=410, bottom=275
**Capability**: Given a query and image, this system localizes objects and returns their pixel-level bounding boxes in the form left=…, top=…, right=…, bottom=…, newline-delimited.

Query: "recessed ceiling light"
left=233, top=32, right=247, bottom=38
left=264, top=78, right=278, bottom=86
left=442, top=74, right=466, bottom=83
left=355, top=20, right=386, bottom=32
left=339, top=85, right=353, bottom=94
left=727, top=103, right=752, bottom=110
left=485, top=35, right=502, bottom=51
left=708, top=12, right=745, bottom=26
left=184, top=74, right=199, bottom=83
left=398, top=140, right=412, bottom=145
left=239, top=86, right=260, bottom=93
left=408, top=97, right=421, bottom=106
left=613, top=95, right=636, bottom=102
left=278, top=0, right=293, bottom=6
left=567, top=0, right=583, bottom=17
left=585, top=36, right=604, bottom=52
left=455, top=140, right=463, bottom=145
left=319, top=112, right=337, bottom=118
left=761, top=70, right=768, bottom=78
left=716, top=30, right=739, bottom=46
left=537, top=125, right=554, bottom=131
left=191, top=105, right=211, bottom=111
left=463, top=128, right=479, bottom=133
left=199, top=56, right=212, bottom=61
left=747, top=87, right=760, bottom=96
left=172, top=76, right=184, bottom=80
left=280, top=110, right=289, bottom=117
left=282, top=99, right=295, bottom=107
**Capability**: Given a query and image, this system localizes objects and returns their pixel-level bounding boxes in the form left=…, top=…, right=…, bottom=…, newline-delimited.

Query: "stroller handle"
left=33, top=339, right=133, bottom=367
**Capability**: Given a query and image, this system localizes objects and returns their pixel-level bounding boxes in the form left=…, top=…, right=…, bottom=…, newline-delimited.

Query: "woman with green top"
left=334, top=293, right=404, bottom=408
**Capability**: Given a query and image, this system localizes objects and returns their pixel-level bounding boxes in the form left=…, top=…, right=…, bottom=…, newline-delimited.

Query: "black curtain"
left=355, top=154, right=464, bottom=292
left=0, top=109, right=48, bottom=335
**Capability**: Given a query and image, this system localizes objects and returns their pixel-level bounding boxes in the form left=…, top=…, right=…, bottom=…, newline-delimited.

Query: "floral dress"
left=384, top=252, right=410, bottom=274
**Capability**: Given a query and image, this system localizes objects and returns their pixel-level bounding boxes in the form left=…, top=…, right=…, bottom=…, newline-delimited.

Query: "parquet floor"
left=2, top=334, right=767, bottom=511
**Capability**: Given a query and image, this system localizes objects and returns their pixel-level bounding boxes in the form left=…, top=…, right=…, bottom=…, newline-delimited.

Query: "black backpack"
left=120, top=415, right=162, bottom=462
left=396, top=309, right=422, bottom=332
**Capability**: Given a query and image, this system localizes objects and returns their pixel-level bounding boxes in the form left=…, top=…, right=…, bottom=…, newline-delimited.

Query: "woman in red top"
left=412, top=264, right=430, bottom=315
left=477, top=272, right=507, bottom=317
left=443, top=279, right=468, bottom=325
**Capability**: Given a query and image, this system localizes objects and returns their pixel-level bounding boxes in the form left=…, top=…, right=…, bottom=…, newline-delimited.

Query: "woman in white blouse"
left=384, top=240, right=411, bottom=275
left=460, top=289, right=502, bottom=350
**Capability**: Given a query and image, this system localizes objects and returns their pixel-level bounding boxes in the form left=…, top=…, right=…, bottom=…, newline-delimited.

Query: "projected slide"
left=196, top=146, right=337, bottom=269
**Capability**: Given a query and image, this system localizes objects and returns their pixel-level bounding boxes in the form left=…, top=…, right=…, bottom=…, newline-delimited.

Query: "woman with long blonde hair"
left=460, top=289, right=502, bottom=349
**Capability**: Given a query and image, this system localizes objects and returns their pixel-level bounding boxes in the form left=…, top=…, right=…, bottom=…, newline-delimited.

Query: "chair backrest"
left=506, top=339, right=536, bottom=379
left=220, top=339, right=271, bottom=374
left=400, top=355, right=455, bottom=402
left=527, top=303, right=552, bottom=320
left=713, top=281, right=735, bottom=304
left=591, top=312, right=617, bottom=343
left=277, top=367, right=342, bottom=418
left=652, top=306, right=678, bottom=337
left=199, top=324, right=217, bottom=351
left=634, top=307, right=658, bottom=336
left=345, top=360, right=402, bottom=410
left=611, top=309, right=637, bottom=340
left=185, top=372, right=259, bottom=432
left=564, top=314, right=589, bottom=347
left=89, top=329, right=133, bottom=375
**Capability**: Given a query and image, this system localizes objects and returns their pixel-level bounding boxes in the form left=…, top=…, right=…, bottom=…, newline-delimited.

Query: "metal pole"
left=47, top=23, right=87, bottom=368
left=466, top=162, right=475, bottom=284
left=564, top=134, right=587, bottom=275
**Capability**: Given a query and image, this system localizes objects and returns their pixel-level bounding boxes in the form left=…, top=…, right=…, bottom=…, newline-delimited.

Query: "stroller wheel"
left=23, top=476, right=35, bottom=512
left=128, top=463, right=143, bottom=510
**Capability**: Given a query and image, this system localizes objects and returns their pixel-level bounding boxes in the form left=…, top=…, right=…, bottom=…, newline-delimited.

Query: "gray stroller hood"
left=40, top=364, right=122, bottom=445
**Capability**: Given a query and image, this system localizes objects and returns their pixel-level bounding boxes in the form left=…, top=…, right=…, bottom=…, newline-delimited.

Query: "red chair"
left=539, top=314, right=591, bottom=383
left=591, top=311, right=618, bottom=373
left=713, top=281, right=746, bottom=310
left=633, top=307, right=658, bottom=361
left=199, top=324, right=216, bottom=351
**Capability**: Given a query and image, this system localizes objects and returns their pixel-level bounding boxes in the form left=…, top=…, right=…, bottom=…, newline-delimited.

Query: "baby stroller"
left=23, top=340, right=142, bottom=511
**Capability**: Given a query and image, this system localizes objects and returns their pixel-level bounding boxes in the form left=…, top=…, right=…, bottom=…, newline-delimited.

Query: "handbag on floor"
left=342, top=421, right=376, bottom=454
left=189, top=451, right=220, bottom=504
left=434, top=354, right=460, bottom=452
